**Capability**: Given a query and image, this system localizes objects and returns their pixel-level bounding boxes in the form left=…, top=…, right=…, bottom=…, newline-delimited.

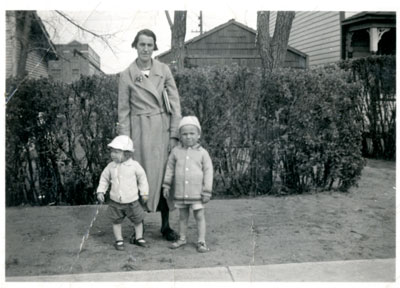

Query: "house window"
left=51, top=69, right=61, bottom=80
left=72, top=69, right=80, bottom=80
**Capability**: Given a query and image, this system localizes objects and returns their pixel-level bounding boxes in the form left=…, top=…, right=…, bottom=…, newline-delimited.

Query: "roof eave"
left=156, top=19, right=307, bottom=59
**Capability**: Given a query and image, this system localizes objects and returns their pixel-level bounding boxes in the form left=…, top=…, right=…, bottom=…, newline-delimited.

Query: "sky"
left=36, top=10, right=258, bottom=74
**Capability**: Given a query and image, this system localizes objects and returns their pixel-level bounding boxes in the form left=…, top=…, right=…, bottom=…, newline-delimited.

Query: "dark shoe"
left=114, top=240, right=125, bottom=251
left=161, top=228, right=179, bottom=241
left=131, top=237, right=148, bottom=248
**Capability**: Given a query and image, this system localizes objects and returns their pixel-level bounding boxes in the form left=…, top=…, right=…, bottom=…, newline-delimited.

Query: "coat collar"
left=110, top=158, right=135, bottom=168
left=128, top=59, right=164, bottom=106
left=129, top=59, right=163, bottom=81
left=149, top=59, right=163, bottom=77
left=177, top=143, right=202, bottom=150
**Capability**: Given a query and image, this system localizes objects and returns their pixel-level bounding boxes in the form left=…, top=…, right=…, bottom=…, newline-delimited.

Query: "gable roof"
left=156, top=19, right=307, bottom=58
left=342, top=11, right=396, bottom=26
left=32, top=11, right=58, bottom=57
left=67, top=40, right=83, bottom=46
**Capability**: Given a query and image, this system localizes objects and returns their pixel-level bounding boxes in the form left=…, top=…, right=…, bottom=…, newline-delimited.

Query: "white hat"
left=107, top=135, right=134, bottom=152
left=178, top=116, right=201, bottom=132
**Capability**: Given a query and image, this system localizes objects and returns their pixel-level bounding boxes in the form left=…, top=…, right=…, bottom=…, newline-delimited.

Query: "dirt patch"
left=5, top=159, right=395, bottom=277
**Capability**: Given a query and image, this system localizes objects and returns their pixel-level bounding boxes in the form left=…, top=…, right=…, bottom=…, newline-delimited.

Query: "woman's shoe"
left=161, top=227, right=179, bottom=241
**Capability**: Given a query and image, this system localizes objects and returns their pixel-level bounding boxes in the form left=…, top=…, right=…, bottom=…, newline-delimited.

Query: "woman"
left=118, top=29, right=181, bottom=241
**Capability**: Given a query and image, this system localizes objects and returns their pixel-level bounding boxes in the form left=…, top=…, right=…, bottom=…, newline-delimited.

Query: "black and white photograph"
left=1, top=0, right=397, bottom=286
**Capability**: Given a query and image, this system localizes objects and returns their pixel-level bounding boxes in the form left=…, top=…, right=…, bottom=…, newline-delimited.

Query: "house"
left=6, top=11, right=57, bottom=79
left=269, top=11, right=396, bottom=66
left=270, top=11, right=345, bottom=66
left=341, top=12, right=396, bottom=59
left=48, top=40, right=104, bottom=83
left=156, top=19, right=308, bottom=69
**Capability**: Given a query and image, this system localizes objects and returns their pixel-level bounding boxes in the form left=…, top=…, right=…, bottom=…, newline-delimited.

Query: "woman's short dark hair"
left=131, top=29, right=158, bottom=51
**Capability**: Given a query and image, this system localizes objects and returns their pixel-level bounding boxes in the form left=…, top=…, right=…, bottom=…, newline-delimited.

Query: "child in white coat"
left=97, top=135, right=149, bottom=251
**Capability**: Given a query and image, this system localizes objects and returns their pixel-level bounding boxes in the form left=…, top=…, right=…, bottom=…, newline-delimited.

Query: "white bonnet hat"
left=178, top=116, right=201, bottom=132
left=107, top=135, right=134, bottom=152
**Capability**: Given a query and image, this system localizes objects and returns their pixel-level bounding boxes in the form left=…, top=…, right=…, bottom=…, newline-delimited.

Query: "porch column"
left=345, top=31, right=354, bottom=59
left=369, top=27, right=390, bottom=53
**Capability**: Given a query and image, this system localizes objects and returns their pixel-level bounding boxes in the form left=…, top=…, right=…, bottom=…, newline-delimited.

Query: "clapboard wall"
left=6, top=11, right=55, bottom=79
left=270, top=11, right=344, bottom=66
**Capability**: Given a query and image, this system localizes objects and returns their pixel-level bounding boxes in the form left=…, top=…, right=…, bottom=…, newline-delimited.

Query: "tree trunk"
left=256, top=11, right=295, bottom=192
left=271, top=12, right=295, bottom=68
left=25, top=144, right=39, bottom=205
left=168, top=11, right=187, bottom=71
left=257, top=11, right=295, bottom=72
left=256, top=11, right=271, bottom=74
left=16, top=11, right=33, bottom=79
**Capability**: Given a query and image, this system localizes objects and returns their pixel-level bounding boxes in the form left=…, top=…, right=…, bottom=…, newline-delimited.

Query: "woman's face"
left=136, top=34, right=155, bottom=63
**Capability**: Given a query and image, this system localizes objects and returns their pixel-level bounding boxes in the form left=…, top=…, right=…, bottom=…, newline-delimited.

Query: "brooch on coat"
left=135, top=75, right=144, bottom=83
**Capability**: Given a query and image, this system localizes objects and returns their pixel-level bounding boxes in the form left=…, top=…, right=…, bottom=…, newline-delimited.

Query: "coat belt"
left=131, top=108, right=166, bottom=117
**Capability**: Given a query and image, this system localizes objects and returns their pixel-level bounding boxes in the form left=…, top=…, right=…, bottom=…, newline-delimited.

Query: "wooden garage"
left=156, top=19, right=308, bottom=69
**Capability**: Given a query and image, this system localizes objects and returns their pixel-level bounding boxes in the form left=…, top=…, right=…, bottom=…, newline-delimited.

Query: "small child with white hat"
left=96, top=135, right=149, bottom=251
left=163, top=116, right=213, bottom=253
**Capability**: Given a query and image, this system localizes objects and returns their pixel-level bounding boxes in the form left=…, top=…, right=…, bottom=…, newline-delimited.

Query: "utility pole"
left=192, top=11, right=203, bottom=35
left=199, top=11, right=203, bottom=34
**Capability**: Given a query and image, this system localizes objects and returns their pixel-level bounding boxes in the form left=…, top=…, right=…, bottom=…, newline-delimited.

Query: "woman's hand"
left=169, top=138, right=178, bottom=152
left=163, top=188, right=170, bottom=199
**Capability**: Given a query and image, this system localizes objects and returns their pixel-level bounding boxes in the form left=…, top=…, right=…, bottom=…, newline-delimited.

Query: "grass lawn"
left=5, top=158, right=395, bottom=277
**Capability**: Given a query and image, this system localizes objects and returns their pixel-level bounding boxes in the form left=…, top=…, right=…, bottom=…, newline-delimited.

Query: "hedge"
left=6, top=75, right=118, bottom=206
left=7, top=57, right=391, bottom=206
left=175, top=65, right=365, bottom=196
left=338, top=55, right=396, bottom=160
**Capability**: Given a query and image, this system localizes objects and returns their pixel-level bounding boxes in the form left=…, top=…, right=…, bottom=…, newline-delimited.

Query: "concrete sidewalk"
left=6, top=258, right=395, bottom=282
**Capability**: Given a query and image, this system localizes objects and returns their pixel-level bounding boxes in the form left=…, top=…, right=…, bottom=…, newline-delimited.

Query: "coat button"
left=185, top=181, right=189, bottom=184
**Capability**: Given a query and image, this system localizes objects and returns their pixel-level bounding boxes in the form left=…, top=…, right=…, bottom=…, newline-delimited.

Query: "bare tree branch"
left=55, top=10, right=117, bottom=56
left=165, top=11, right=173, bottom=28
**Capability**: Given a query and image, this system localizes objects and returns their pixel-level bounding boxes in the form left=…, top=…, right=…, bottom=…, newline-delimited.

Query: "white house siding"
left=6, top=11, right=18, bottom=78
left=6, top=11, right=51, bottom=79
left=270, top=11, right=343, bottom=66
left=26, top=52, right=49, bottom=79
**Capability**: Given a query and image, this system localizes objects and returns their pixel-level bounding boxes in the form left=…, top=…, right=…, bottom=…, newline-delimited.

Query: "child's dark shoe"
left=131, top=237, right=148, bottom=248
left=114, top=240, right=125, bottom=251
